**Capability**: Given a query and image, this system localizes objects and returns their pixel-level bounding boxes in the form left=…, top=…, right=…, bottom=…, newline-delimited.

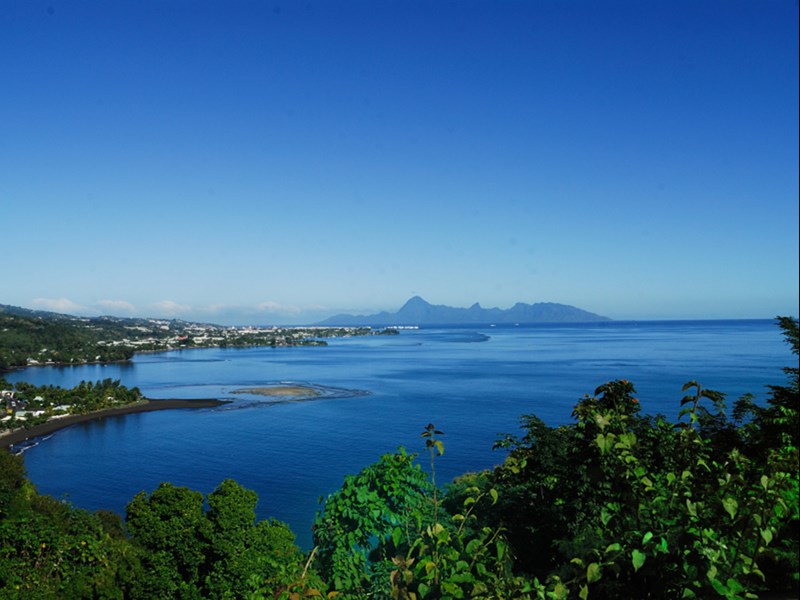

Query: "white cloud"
left=150, top=300, right=194, bottom=317
left=96, top=299, right=137, bottom=315
left=128, top=301, right=336, bottom=325
left=204, top=304, right=228, bottom=313
left=31, top=297, right=89, bottom=314
left=256, top=301, right=304, bottom=315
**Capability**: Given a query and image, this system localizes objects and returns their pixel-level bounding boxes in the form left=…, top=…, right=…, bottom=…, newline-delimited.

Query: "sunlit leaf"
left=632, top=549, right=646, bottom=572
left=586, top=562, right=601, bottom=583
left=722, top=497, right=738, bottom=519
left=760, top=528, right=773, bottom=545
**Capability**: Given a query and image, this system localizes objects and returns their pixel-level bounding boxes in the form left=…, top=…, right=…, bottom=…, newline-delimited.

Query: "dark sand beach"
left=0, top=398, right=228, bottom=450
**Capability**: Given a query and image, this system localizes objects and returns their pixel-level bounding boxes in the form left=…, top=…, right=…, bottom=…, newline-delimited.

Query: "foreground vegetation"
left=0, top=318, right=796, bottom=598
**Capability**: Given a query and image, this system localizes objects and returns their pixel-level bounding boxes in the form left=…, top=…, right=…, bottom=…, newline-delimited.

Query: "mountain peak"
left=315, top=298, right=610, bottom=326
left=402, top=296, right=430, bottom=308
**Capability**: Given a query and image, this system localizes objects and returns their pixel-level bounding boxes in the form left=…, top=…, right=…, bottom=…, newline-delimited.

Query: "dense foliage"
left=1, top=378, right=144, bottom=431
left=0, top=311, right=135, bottom=369
left=0, top=317, right=796, bottom=598
left=0, top=459, right=317, bottom=599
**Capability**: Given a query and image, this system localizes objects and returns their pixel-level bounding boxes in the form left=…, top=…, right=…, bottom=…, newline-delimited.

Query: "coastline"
left=0, top=398, right=229, bottom=450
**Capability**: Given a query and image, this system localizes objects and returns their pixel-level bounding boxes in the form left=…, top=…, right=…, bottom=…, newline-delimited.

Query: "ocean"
left=5, top=320, right=791, bottom=548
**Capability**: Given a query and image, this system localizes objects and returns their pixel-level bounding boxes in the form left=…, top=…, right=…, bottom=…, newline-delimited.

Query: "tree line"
left=0, top=312, right=135, bottom=370
left=0, top=318, right=796, bottom=598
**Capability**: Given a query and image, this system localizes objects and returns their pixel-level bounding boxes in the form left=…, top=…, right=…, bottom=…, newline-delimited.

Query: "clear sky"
left=2, top=0, right=797, bottom=325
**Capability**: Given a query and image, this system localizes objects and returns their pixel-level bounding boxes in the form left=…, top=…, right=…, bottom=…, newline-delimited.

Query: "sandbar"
left=0, top=398, right=228, bottom=450
left=232, top=385, right=321, bottom=398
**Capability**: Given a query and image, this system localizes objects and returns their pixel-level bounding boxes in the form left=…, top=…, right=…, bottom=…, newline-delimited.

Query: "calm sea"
left=6, top=320, right=791, bottom=547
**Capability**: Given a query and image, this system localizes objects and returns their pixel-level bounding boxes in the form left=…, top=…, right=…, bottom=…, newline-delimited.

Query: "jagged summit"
left=316, top=297, right=609, bottom=327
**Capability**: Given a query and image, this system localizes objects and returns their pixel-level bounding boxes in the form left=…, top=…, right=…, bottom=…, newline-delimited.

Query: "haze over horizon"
left=2, top=1, right=797, bottom=326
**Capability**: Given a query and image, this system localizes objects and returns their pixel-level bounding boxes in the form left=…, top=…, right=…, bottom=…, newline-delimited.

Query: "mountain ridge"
left=316, top=296, right=610, bottom=326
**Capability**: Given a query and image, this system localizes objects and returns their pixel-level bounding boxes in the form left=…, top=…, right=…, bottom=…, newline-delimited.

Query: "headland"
left=0, top=398, right=228, bottom=450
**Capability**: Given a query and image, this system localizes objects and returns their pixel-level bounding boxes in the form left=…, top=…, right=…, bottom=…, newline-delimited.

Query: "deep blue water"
left=6, top=320, right=792, bottom=548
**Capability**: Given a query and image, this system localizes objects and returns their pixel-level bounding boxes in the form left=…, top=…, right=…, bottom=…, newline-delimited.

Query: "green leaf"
left=632, top=549, right=646, bottom=572
left=497, top=540, right=506, bottom=561
left=579, top=584, right=589, bottom=600
left=682, top=380, right=699, bottom=392
left=642, top=531, right=653, bottom=545
left=722, top=497, right=738, bottom=519
left=595, top=413, right=610, bottom=429
left=710, top=578, right=728, bottom=595
left=586, top=562, right=601, bottom=583
left=686, top=499, right=697, bottom=517
left=726, top=578, right=745, bottom=594
left=391, top=526, right=402, bottom=548
left=760, top=528, right=773, bottom=545
left=489, top=488, right=498, bottom=505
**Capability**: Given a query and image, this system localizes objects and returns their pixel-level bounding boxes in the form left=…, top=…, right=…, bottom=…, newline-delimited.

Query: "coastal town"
left=0, top=378, right=146, bottom=434
left=0, top=305, right=398, bottom=434
left=91, top=320, right=398, bottom=354
left=0, top=303, right=397, bottom=370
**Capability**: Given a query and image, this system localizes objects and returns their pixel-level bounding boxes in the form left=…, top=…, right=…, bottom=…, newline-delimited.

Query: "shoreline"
left=0, top=398, right=229, bottom=450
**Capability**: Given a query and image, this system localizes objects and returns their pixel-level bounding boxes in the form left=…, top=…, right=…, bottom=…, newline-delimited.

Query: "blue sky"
left=2, top=0, right=797, bottom=325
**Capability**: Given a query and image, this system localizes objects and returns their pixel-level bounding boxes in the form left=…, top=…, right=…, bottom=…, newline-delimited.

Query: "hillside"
left=0, top=304, right=392, bottom=370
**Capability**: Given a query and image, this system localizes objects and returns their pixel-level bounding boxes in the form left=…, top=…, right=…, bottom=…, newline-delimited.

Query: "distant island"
left=315, top=296, right=610, bottom=326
